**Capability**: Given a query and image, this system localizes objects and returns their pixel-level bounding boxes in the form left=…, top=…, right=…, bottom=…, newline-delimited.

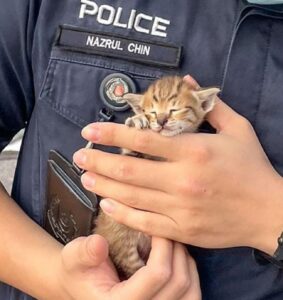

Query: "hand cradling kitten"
left=94, top=76, right=220, bottom=278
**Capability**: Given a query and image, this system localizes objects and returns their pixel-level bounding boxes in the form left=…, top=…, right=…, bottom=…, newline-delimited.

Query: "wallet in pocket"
left=44, top=150, right=99, bottom=245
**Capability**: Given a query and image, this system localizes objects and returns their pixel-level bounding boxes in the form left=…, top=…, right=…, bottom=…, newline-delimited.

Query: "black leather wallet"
left=44, top=150, right=98, bottom=245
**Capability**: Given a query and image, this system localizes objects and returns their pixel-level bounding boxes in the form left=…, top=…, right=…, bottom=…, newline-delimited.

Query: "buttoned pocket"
left=38, top=25, right=180, bottom=129
left=35, top=25, right=179, bottom=183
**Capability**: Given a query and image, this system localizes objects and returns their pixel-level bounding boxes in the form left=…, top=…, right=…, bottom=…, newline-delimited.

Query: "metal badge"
left=100, top=73, right=137, bottom=111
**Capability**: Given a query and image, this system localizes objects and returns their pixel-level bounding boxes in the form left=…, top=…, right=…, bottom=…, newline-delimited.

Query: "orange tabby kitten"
left=95, top=76, right=220, bottom=278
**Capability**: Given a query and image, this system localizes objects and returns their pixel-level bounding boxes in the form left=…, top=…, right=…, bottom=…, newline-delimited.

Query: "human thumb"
left=205, top=98, right=244, bottom=134
left=183, top=75, right=243, bottom=134
left=61, top=234, right=109, bottom=271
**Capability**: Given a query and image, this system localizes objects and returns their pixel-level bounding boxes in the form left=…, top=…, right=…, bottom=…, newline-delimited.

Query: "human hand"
left=53, top=235, right=201, bottom=300
left=73, top=76, right=283, bottom=256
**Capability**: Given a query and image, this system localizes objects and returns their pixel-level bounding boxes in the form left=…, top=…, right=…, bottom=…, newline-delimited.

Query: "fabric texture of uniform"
left=1, top=0, right=283, bottom=299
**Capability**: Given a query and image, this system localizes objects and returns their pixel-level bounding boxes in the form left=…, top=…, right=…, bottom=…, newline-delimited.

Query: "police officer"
left=1, top=0, right=283, bottom=299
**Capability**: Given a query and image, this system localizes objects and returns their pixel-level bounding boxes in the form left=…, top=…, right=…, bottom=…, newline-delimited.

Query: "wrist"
left=0, top=188, right=67, bottom=300
left=42, top=247, right=70, bottom=300
left=24, top=240, right=67, bottom=300
left=251, top=174, right=283, bottom=256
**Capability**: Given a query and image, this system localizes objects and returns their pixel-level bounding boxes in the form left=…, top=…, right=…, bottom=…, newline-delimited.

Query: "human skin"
left=73, top=75, right=283, bottom=257
left=0, top=180, right=201, bottom=299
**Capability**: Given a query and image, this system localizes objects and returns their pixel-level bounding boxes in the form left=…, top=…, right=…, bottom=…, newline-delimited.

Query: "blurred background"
left=0, top=130, right=24, bottom=194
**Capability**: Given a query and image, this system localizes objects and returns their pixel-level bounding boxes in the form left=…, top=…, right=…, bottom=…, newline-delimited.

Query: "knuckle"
left=151, top=268, right=172, bottom=284
left=115, top=215, right=125, bottom=226
left=172, top=275, right=191, bottom=293
left=139, top=216, right=153, bottom=235
left=237, top=116, right=252, bottom=130
left=191, top=143, right=211, bottom=164
left=133, top=131, right=151, bottom=153
left=184, top=215, right=202, bottom=238
left=124, top=188, right=140, bottom=207
left=103, top=124, right=116, bottom=144
left=114, top=212, right=124, bottom=224
left=61, top=237, right=87, bottom=271
left=176, top=177, right=203, bottom=197
left=87, top=152, right=97, bottom=168
left=112, top=159, right=133, bottom=180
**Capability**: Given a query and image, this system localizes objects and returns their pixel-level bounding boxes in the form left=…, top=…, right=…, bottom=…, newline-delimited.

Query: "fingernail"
left=100, top=199, right=115, bottom=214
left=82, top=124, right=101, bottom=142
left=81, top=173, right=96, bottom=188
left=183, top=75, right=200, bottom=89
left=73, top=150, right=87, bottom=166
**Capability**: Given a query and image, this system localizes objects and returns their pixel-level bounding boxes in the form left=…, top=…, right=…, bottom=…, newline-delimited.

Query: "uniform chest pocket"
left=38, top=25, right=180, bottom=129
left=39, top=50, right=163, bottom=129
left=30, top=25, right=180, bottom=228
left=36, top=25, right=179, bottom=165
left=221, top=6, right=283, bottom=174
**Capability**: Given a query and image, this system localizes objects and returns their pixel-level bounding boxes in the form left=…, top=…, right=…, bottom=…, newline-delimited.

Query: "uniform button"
left=99, top=73, right=137, bottom=111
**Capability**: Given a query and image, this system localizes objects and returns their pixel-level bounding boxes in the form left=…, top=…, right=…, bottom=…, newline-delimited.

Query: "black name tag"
left=55, top=25, right=182, bottom=68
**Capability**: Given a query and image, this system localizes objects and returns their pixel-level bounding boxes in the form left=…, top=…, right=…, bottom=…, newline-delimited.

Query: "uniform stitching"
left=47, top=60, right=58, bottom=99
left=39, top=56, right=160, bottom=128
left=50, top=56, right=162, bottom=79
left=44, top=98, right=87, bottom=128
left=39, top=60, right=57, bottom=99
left=36, top=104, right=43, bottom=224
left=254, top=20, right=273, bottom=127
left=220, top=0, right=242, bottom=90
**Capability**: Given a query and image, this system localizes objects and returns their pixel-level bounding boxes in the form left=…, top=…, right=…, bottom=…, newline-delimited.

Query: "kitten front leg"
left=123, top=114, right=149, bottom=157
left=125, top=114, right=149, bottom=130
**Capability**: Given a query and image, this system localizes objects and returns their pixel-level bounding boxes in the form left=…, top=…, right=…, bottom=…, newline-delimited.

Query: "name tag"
left=55, top=26, right=182, bottom=68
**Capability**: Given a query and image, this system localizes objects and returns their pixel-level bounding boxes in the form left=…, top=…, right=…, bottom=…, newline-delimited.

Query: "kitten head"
left=123, top=76, right=220, bottom=136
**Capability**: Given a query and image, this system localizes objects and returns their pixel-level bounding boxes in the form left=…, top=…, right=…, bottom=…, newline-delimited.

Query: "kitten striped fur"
left=94, top=76, right=220, bottom=278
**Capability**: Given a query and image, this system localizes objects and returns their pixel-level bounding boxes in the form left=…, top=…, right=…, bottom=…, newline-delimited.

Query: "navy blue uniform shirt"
left=1, top=0, right=283, bottom=299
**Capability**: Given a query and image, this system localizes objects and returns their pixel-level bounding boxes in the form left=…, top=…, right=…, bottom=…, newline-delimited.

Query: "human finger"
left=184, top=75, right=245, bottom=137
left=205, top=98, right=246, bottom=134
left=99, top=199, right=179, bottom=239
left=81, top=122, right=181, bottom=160
left=153, top=243, right=191, bottom=300
left=183, top=75, right=201, bottom=90
left=180, top=255, right=202, bottom=300
left=81, top=172, right=172, bottom=213
left=117, top=237, right=174, bottom=300
left=61, top=235, right=109, bottom=271
left=73, top=148, right=175, bottom=192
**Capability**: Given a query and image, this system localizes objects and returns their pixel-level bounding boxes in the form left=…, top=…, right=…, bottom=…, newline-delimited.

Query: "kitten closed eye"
left=94, top=75, right=220, bottom=278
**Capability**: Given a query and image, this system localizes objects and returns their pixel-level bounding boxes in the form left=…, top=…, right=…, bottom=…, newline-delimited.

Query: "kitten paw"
left=125, top=114, right=149, bottom=130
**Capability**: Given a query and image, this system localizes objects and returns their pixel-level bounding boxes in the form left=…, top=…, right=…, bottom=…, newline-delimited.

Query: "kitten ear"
left=193, top=88, right=220, bottom=113
left=122, top=93, right=144, bottom=114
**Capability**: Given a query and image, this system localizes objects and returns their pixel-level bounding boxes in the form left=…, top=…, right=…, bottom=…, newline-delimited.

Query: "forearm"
left=0, top=183, right=63, bottom=299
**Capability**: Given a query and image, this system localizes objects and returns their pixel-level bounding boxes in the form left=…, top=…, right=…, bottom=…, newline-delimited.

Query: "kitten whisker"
left=95, top=75, right=219, bottom=278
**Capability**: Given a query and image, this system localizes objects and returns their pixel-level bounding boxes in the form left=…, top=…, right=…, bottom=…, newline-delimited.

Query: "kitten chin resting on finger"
left=94, top=76, right=220, bottom=279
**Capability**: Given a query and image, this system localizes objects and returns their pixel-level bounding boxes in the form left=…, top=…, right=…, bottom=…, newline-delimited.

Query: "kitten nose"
left=157, top=114, right=168, bottom=126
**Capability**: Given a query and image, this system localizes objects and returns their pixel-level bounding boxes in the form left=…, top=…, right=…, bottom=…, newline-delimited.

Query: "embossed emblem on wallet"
left=44, top=150, right=98, bottom=244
